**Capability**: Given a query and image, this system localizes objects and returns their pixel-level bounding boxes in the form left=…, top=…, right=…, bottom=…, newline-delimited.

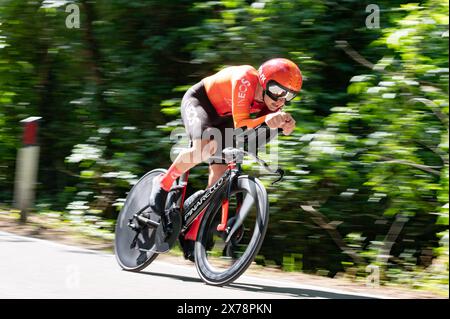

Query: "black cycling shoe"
left=148, top=175, right=169, bottom=216
left=179, top=236, right=195, bottom=262
left=179, top=234, right=215, bottom=262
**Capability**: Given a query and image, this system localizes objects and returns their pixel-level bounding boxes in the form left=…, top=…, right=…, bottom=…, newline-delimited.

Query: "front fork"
left=217, top=191, right=243, bottom=231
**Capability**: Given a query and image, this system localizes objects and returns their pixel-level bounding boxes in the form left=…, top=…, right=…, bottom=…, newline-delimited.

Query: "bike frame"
left=173, top=159, right=241, bottom=241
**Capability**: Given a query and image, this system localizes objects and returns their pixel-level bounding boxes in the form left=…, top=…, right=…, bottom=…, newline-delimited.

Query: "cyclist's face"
left=264, top=93, right=285, bottom=111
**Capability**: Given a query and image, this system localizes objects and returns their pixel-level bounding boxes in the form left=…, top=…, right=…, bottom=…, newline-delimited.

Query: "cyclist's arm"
left=231, top=71, right=267, bottom=129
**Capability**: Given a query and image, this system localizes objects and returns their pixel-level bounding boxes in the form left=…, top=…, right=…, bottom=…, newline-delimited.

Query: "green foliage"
left=62, top=124, right=170, bottom=217
left=0, top=0, right=448, bottom=292
left=281, top=0, right=448, bottom=282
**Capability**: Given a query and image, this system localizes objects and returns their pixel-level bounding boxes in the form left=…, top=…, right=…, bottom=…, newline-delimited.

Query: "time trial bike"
left=114, top=124, right=284, bottom=286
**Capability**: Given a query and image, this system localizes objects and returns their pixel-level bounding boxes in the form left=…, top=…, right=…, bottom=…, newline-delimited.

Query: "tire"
left=114, top=168, right=166, bottom=271
left=194, top=175, right=269, bottom=286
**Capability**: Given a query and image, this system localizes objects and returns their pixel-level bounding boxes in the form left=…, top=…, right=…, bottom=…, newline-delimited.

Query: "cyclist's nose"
left=275, top=98, right=286, bottom=107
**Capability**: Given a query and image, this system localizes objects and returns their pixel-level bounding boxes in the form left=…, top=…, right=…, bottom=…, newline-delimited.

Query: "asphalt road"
left=0, top=231, right=385, bottom=299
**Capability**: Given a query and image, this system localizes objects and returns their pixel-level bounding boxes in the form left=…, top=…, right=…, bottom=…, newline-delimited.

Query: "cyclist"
left=149, top=58, right=303, bottom=258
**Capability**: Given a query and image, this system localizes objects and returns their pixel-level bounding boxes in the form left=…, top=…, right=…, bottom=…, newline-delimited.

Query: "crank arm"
left=134, top=214, right=160, bottom=228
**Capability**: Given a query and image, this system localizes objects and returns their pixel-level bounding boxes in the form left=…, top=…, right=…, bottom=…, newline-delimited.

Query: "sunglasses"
left=265, top=80, right=298, bottom=102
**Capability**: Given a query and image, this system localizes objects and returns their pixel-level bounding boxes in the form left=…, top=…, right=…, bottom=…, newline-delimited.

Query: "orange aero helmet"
left=258, top=58, right=303, bottom=93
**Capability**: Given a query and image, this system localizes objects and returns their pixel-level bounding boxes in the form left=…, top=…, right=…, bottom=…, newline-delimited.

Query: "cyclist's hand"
left=280, top=113, right=296, bottom=135
left=265, top=111, right=290, bottom=129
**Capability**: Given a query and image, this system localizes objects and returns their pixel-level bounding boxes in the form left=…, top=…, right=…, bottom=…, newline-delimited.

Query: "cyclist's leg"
left=149, top=82, right=219, bottom=215
left=208, top=164, right=228, bottom=187
left=173, top=139, right=217, bottom=173
left=170, top=81, right=227, bottom=176
left=169, top=81, right=221, bottom=177
left=207, top=115, right=234, bottom=187
left=148, top=140, right=216, bottom=215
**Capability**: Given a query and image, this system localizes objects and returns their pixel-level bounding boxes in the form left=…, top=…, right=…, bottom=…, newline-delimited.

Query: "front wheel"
left=194, top=176, right=269, bottom=286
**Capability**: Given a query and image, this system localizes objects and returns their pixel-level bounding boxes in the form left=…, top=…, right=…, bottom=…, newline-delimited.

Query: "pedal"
left=135, top=214, right=160, bottom=228
left=127, top=220, right=140, bottom=231
left=150, top=206, right=182, bottom=253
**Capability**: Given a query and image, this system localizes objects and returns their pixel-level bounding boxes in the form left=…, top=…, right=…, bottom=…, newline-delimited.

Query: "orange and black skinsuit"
left=181, top=65, right=272, bottom=163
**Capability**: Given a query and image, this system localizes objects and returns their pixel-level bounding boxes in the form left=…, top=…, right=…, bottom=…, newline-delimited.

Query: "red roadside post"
left=13, top=117, right=42, bottom=223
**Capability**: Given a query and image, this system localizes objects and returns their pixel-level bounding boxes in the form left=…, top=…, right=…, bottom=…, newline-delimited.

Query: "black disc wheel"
left=114, top=169, right=166, bottom=271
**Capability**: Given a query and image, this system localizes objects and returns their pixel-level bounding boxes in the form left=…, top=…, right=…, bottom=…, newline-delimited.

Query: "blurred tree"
left=0, top=0, right=206, bottom=207
left=0, top=0, right=447, bottom=288
left=264, top=0, right=448, bottom=281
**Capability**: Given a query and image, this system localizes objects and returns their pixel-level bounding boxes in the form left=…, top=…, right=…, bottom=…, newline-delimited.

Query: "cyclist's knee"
left=208, top=164, right=227, bottom=186
left=190, top=139, right=217, bottom=163
left=204, top=140, right=218, bottom=158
